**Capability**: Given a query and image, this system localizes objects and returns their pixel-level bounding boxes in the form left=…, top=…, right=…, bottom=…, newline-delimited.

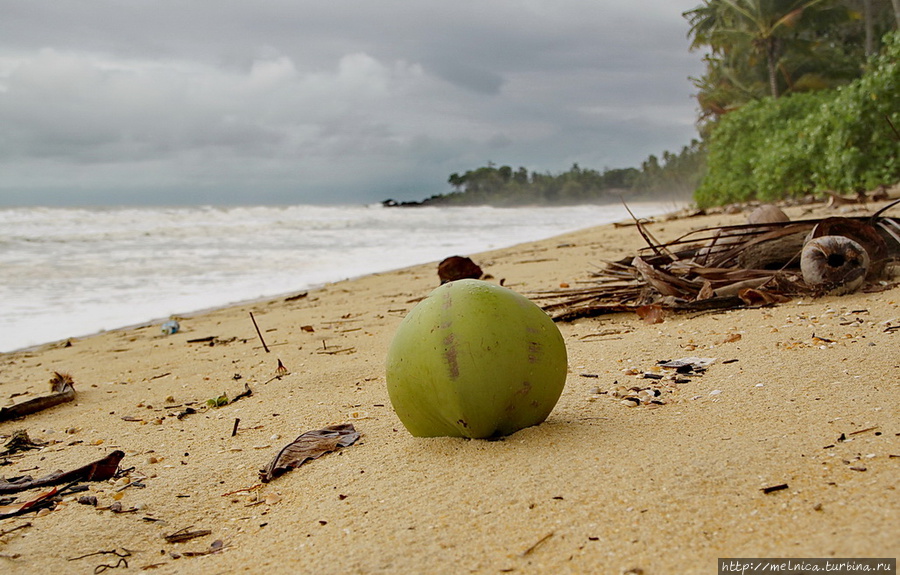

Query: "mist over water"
left=0, top=202, right=676, bottom=352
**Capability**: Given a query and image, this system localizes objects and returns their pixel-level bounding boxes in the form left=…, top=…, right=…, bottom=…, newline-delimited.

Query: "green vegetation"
left=686, top=0, right=898, bottom=206
left=695, top=30, right=899, bottom=207
left=685, top=0, right=897, bottom=124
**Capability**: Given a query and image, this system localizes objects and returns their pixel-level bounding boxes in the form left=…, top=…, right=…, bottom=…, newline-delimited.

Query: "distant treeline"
left=385, top=140, right=705, bottom=207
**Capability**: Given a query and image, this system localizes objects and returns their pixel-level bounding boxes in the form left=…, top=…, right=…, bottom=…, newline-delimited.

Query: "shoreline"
left=0, top=199, right=896, bottom=574
left=4, top=201, right=683, bottom=355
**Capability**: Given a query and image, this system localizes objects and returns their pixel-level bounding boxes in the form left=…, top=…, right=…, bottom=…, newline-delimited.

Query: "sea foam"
left=0, top=202, right=675, bottom=352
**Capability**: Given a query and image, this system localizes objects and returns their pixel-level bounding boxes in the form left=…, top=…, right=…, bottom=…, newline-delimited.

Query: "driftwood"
left=0, top=450, right=124, bottom=495
left=0, top=372, right=76, bottom=423
left=535, top=200, right=900, bottom=321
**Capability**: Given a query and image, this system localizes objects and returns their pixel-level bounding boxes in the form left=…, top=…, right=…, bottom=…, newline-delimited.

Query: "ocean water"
left=0, top=202, right=675, bottom=352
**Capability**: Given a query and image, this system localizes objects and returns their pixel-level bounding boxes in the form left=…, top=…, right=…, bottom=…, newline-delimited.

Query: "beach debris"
left=232, top=383, right=253, bottom=402
left=438, top=255, right=483, bottom=284
left=520, top=532, right=554, bottom=557
left=164, top=526, right=212, bottom=544
left=0, top=372, right=76, bottom=423
left=180, top=539, right=227, bottom=557
left=262, top=361, right=291, bottom=384
left=206, top=383, right=252, bottom=408
left=67, top=548, right=131, bottom=572
left=249, top=311, right=270, bottom=352
left=595, top=357, right=716, bottom=409
left=0, top=488, right=59, bottom=520
left=760, top=483, right=789, bottom=494
left=186, top=335, right=238, bottom=346
left=806, top=217, right=889, bottom=279
left=161, top=319, right=180, bottom=335
left=78, top=495, right=98, bottom=506
left=635, top=304, right=666, bottom=324
left=316, top=342, right=356, bottom=355
left=284, top=291, right=308, bottom=302
left=535, top=201, right=900, bottom=321
left=0, top=450, right=125, bottom=495
left=848, top=426, right=879, bottom=436
left=1, top=430, right=46, bottom=456
left=658, top=357, right=717, bottom=372
left=0, top=522, right=31, bottom=537
left=259, top=423, right=360, bottom=483
left=801, top=235, right=870, bottom=295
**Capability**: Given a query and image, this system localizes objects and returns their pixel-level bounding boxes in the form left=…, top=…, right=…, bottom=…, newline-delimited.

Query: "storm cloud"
left=0, top=1, right=705, bottom=205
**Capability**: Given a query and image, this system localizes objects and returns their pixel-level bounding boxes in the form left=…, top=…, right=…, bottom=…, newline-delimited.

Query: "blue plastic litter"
left=161, top=320, right=180, bottom=335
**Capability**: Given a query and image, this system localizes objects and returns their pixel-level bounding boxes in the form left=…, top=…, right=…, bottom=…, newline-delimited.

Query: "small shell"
left=800, top=235, right=869, bottom=295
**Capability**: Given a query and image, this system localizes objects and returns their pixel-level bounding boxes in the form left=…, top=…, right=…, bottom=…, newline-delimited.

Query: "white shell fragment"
left=658, top=357, right=717, bottom=370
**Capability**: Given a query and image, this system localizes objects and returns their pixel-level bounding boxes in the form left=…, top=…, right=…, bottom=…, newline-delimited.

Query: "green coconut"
left=386, top=279, right=567, bottom=438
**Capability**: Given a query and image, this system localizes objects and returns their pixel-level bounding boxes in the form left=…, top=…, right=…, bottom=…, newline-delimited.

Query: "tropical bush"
left=694, top=31, right=899, bottom=207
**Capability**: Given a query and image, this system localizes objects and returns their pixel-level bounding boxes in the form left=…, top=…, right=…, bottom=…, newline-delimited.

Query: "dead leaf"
left=696, top=281, right=714, bottom=301
left=0, top=488, right=58, bottom=519
left=635, top=304, right=666, bottom=324
left=738, top=288, right=791, bottom=306
left=259, top=423, right=360, bottom=483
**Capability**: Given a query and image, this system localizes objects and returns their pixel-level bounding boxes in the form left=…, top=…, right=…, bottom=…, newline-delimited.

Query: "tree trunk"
left=863, top=0, right=874, bottom=57
left=766, top=38, right=780, bottom=98
left=892, top=0, right=900, bottom=28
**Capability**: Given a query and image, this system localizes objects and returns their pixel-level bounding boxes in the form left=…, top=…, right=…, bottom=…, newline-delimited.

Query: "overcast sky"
left=0, top=1, right=706, bottom=206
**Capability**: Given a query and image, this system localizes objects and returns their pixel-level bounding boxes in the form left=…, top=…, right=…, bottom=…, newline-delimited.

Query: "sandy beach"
left=1, top=200, right=897, bottom=574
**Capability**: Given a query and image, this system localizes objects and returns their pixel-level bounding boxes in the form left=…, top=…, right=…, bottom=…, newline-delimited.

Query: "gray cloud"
left=0, top=0, right=705, bottom=205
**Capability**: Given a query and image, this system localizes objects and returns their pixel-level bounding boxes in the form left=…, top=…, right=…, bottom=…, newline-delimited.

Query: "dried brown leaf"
left=259, top=423, right=360, bottom=483
left=0, top=488, right=58, bottom=519
left=738, top=288, right=790, bottom=306
left=635, top=304, right=666, bottom=324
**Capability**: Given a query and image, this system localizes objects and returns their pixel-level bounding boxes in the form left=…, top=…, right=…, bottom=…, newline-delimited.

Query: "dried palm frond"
left=536, top=201, right=900, bottom=322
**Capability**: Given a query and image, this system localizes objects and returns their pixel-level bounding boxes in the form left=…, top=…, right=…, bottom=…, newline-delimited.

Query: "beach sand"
left=1, top=201, right=897, bottom=574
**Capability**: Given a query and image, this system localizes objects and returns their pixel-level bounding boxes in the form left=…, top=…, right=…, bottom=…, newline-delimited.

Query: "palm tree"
left=685, top=0, right=832, bottom=98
